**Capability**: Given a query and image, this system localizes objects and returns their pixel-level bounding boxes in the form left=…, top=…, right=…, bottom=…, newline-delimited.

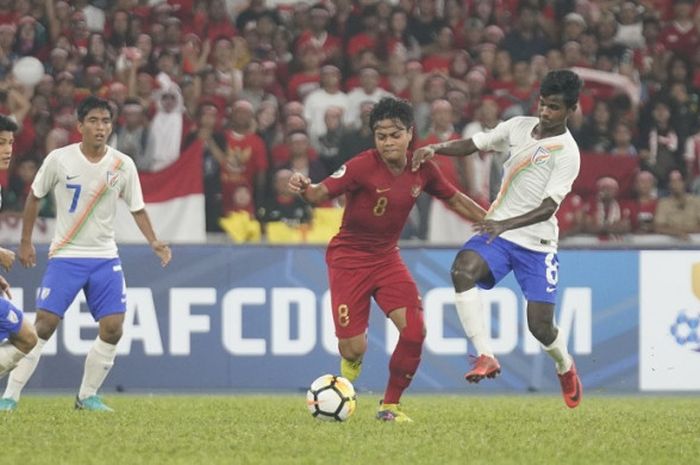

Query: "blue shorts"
left=0, top=298, right=24, bottom=341
left=37, top=258, right=126, bottom=321
left=461, top=234, right=559, bottom=304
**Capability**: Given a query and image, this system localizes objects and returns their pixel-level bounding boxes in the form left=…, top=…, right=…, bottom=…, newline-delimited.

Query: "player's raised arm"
left=131, top=209, right=172, bottom=267
left=411, top=138, right=479, bottom=171
left=288, top=172, right=331, bottom=205
left=445, top=192, right=488, bottom=223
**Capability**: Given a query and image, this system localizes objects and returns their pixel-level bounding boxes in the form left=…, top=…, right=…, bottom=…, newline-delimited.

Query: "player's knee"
left=34, top=313, right=59, bottom=341
left=450, top=253, right=481, bottom=289
left=401, top=307, right=425, bottom=344
left=338, top=337, right=366, bottom=361
left=13, top=323, right=38, bottom=354
left=527, top=319, right=556, bottom=345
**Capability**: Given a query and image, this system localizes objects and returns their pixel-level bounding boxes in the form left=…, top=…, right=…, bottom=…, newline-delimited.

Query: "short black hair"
left=540, top=70, right=583, bottom=108
left=0, top=114, right=18, bottom=133
left=77, top=95, right=113, bottom=122
left=369, top=98, right=414, bottom=132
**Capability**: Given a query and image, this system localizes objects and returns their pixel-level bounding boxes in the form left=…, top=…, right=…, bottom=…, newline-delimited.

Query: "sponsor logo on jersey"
left=106, top=171, right=120, bottom=187
left=531, top=146, right=551, bottom=166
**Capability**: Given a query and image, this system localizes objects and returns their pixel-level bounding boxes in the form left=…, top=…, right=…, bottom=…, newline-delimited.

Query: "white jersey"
left=473, top=116, right=580, bottom=253
left=32, top=143, right=145, bottom=258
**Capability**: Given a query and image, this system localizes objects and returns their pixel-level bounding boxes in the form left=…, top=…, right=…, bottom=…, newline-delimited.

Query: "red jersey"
left=322, top=149, right=457, bottom=268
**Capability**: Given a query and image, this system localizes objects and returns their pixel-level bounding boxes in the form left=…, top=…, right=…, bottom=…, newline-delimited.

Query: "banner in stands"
left=114, top=140, right=206, bottom=243
left=2, top=246, right=648, bottom=393
left=639, top=251, right=700, bottom=390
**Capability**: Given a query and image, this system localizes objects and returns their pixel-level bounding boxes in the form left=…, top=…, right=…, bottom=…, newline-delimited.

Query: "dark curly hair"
left=0, top=114, right=18, bottom=133
left=540, top=70, right=583, bottom=109
left=77, top=95, right=113, bottom=122
left=369, top=97, right=414, bottom=133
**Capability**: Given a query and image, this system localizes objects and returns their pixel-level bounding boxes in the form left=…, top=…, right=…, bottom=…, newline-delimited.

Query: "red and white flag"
left=115, top=140, right=206, bottom=243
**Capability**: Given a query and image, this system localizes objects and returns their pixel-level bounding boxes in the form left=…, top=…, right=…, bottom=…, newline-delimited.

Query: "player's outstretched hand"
left=288, top=172, right=311, bottom=194
left=0, top=247, right=15, bottom=272
left=18, top=242, right=36, bottom=268
left=412, top=145, right=436, bottom=171
left=475, top=219, right=508, bottom=243
left=0, top=275, right=12, bottom=300
left=151, top=241, right=172, bottom=267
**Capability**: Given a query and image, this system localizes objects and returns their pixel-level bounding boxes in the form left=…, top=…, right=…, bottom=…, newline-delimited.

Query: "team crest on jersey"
left=106, top=171, right=120, bottom=187
left=38, top=287, right=51, bottom=301
left=331, top=165, right=346, bottom=178
left=531, top=146, right=551, bottom=165
left=411, top=185, right=422, bottom=197
left=6, top=308, right=18, bottom=324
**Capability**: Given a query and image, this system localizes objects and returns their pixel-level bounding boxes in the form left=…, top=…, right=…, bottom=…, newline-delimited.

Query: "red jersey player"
left=289, top=98, right=486, bottom=422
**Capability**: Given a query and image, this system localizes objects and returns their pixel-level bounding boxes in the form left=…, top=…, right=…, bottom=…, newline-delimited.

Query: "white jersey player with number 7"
left=412, top=70, right=584, bottom=408
left=0, top=96, right=172, bottom=412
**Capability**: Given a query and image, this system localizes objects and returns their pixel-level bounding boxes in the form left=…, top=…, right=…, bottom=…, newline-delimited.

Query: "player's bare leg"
left=528, top=301, right=582, bottom=408
left=338, top=334, right=366, bottom=382
left=451, top=250, right=501, bottom=383
left=76, top=313, right=123, bottom=412
left=1, top=310, right=59, bottom=410
left=0, top=319, right=38, bottom=379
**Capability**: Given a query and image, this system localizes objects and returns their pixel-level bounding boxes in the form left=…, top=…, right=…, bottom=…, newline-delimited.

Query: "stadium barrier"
left=3, top=245, right=699, bottom=393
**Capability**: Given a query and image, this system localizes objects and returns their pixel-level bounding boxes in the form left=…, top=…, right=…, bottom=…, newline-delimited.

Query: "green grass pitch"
left=3, top=395, right=699, bottom=465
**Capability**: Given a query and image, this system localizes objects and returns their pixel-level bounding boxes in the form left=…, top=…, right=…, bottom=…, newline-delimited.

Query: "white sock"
left=455, top=288, right=494, bottom=357
left=543, top=329, right=573, bottom=374
left=78, top=337, right=117, bottom=400
left=0, top=342, right=26, bottom=378
left=2, top=338, right=47, bottom=401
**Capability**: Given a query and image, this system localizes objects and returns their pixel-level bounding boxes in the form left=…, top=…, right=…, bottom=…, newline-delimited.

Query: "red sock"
left=383, top=337, right=423, bottom=404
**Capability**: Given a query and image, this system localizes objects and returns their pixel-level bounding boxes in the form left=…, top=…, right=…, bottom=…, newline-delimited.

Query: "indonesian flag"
left=115, top=140, right=206, bottom=243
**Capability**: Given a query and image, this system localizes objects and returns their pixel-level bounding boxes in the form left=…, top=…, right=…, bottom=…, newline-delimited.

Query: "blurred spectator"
left=417, top=99, right=469, bottom=243
left=259, top=168, right=312, bottom=225
left=222, top=100, right=268, bottom=216
left=296, top=3, right=342, bottom=66
left=658, top=0, right=699, bottom=61
left=184, top=101, right=226, bottom=232
left=287, top=44, right=322, bottom=102
left=614, top=2, right=644, bottom=49
left=609, top=122, right=638, bottom=157
left=626, top=170, right=658, bottom=234
left=280, top=130, right=325, bottom=184
left=408, top=0, right=447, bottom=47
left=113, top=98, right=150, bottom=171
left=502, top=4, right=551, bottom=62
left=238, top=60, right=278, bottom=112
left=344, top=68, right=392, bottom=128
left=577, top=100, right=614, bottom=152
left=337, top=100, right=374, bottom=166
left=582, top=177, right=632, bottom=239
left=303, top=65, right=348, bottom=144
left=654, top=170, right=700, bottom=239
left=638, top=99, right=685, bottom=191
left=3, top=156, right=53, bottom=216
left=316, top=106, right=347, bottom=176
left=462, top=97, right=505, bottom=209
left=386, top=7, right=420, bottom=60
left=144, top=75, right=185, bottom=171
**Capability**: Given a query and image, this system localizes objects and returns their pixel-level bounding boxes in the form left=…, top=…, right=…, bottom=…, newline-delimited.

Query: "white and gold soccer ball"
left=306, top=374, right=357, bottom=421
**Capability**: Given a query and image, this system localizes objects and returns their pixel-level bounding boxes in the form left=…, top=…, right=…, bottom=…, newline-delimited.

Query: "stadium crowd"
left=0, top=0, right=700, bottom=242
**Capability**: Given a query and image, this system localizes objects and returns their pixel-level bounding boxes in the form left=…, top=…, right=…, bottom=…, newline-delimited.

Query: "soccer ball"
left=306, top=374, right=357, bottom=421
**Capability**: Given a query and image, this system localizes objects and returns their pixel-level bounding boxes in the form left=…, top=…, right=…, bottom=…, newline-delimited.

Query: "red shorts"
left=327, top=257, right=421, bottom=338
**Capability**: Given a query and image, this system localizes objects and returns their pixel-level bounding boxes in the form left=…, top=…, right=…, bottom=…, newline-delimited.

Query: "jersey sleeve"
left=120, top=157, right=146, bottom=212
left=472, top=118, right=513, bottom=153
left=422, top=160, right=458, bottom=200
left=321, top=155, right=363, bottom=198
left=31, top=151, right=58, bottom=198
left=543, top=146, right=581, bottom=205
